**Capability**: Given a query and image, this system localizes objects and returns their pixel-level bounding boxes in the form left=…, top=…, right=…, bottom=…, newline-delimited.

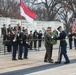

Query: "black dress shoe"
left=64, top=61, right=70, bottom=64
left=44, top=60, right=47, bottom=62
left=49, top=61, right=53, bottom=63
left=12, top=59, right=17, bottom=60
left=18, top=58, right=23, bottom=60
left=55, top=61, right=61, bottom=64
left=24, top=57, right=28, bottom=59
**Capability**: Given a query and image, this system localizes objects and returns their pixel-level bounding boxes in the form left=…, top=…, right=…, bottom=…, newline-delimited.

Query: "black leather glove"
left=53, top=38, right=57, bottom=40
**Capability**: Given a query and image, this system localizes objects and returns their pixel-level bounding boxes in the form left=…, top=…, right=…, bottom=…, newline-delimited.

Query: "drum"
left=50, top=32, right=57, bottom=45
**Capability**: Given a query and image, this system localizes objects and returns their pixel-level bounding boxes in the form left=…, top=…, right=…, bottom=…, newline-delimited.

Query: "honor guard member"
left=12, top=29, right=17, bottom=60
left=17, top=29, right=23, bottom=60
left=5, top=31, right=12, bottom=52
left=44, top=27, right=53, bottom=63
left=23, top=29, right=29, bottom=59
left=55, top=26, right=70, bottom=64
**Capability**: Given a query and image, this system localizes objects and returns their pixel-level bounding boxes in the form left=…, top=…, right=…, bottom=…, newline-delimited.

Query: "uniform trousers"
left=44, top=44, right=53, bottom=62
left=12, top=45, right=17, bottom=59
left=18, top=44, right=23, bottom=59
left=30, top=41, right=33, bottom=50
left=24, top=44, right=28, bottom=58
left=69, top=39, right=72, bottom=49
left=34, top=40, right=37, bottom=49
left=59, top=45, right=70, bottom=63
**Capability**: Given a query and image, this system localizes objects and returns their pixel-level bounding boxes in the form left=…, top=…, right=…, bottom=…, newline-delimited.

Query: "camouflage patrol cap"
left=47, top=27, right=51, bottom=29
left=46, top=27, right=51, bottom=31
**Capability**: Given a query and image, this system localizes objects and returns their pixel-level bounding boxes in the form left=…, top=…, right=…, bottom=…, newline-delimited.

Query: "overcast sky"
left=18, top=0, right=45, bottom=3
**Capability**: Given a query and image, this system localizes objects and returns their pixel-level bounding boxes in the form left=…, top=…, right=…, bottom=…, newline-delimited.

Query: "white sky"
left=18, top=0, right=45, bottom=3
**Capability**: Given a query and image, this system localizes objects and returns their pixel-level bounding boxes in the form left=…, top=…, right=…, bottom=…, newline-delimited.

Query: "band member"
left=68, top=32, right=73, bottom=49
left=44, top=27, right=53, bottom=63
left=6, top=31, right=12, bottom=52
left=55, top=26, right=70, bottom=64
left=29, top=31, right=33, bottom=50
left=17, top=29, right=23, bottom=60
left=23, top=29, right=29, bottom=59
left=12, top=29, right=17, bottom=60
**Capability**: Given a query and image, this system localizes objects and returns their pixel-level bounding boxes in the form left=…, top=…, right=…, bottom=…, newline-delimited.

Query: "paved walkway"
left=0, top=48, right=76, bottom=75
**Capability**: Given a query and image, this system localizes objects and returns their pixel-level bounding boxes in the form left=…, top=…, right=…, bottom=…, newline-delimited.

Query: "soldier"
left=5, top=31, right=12, bottom=52
left=7, top=24, right=12, bottom=33
left=1, top=24, right=7, bottom=44
left=17, top=29, right=23, bottom=60
left=16, top=24, right=21, bottom=31
left=55, top=26, right=70, bottom=64
left=12, top=29, right=17, bottom=60
left=44, top=27, right=53, bottom=63
left=23, top=29, right=29, bottom=59
left=29, top=31, right=33, bottom=50
left=38, top=30, right=42, bottom=48
left=22, top=27, right=25, bottom=32
left=33, top=30, right=38, bottom=50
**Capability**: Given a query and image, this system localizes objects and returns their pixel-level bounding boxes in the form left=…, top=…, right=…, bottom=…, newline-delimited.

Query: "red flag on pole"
left=20, top=0, right=36, bottom=24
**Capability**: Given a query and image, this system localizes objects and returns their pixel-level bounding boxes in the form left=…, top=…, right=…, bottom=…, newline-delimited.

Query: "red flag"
left=20, top=0, right=36, bottom=24
left=72, top=19, right=76, bottom=33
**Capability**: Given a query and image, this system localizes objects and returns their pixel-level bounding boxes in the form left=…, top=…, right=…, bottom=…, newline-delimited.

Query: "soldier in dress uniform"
left=23, top=29, right=29, bottom=59
left=12, top=29, right=17, bottom=60
left=5, top=31, right=12, bottom=52
left=17, top=29, right=23, bottom=60
left=44, top=27, right=53, bottom=63
left=55, top=26, right=70, bottom=64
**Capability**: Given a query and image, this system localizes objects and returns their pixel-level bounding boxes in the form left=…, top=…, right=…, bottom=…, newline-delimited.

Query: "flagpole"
left=20, top=0, right=22, bottom=31
left=21, top=16, right=22, bottom=31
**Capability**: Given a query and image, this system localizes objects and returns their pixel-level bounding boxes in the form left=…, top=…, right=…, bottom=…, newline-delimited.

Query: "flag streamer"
left=20, top=0, right=36, bottom=24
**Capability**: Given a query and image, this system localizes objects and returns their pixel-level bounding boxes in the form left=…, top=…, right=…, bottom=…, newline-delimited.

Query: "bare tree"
left=0, top=0, right=20, bottom=18
left=60, top=0, right=76, bottom=15
left=39, top=0, right=61, bottom=21
left=57, top=5, right=73, bottom=34
left=58, top=0, right=76, bottom=33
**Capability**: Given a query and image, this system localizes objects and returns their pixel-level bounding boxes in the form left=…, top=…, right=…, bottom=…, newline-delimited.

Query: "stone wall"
left=0, top=17, right=64, bottom=36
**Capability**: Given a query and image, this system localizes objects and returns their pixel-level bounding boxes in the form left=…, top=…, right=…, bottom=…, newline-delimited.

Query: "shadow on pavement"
left=1, top=58, right=76, bottom=75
